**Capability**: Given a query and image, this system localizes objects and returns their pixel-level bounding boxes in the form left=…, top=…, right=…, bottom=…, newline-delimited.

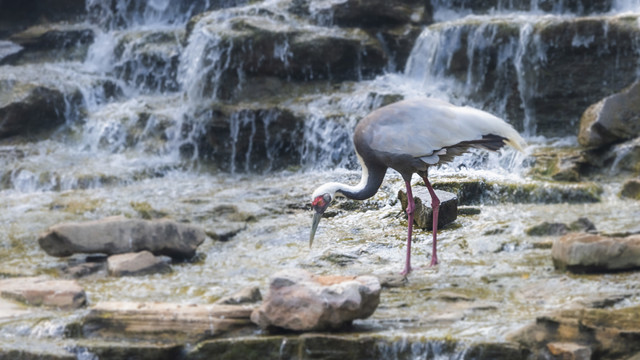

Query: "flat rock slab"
left=0, top=277, right=86, bottom=309
left=107, top=251, right=171, bottom=276
left=38, top=216, right=206, bottom=259
left=251, top=269, right=381, bottom=331
left=82, top=301, right=254, bottom=342
left=398, top=188, right=458, bottom=230
left=552, top=232, right=640, bottom=273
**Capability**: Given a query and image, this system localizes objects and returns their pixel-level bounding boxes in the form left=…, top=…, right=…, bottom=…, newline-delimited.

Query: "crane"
left=309, top=97, right=526, bottom=275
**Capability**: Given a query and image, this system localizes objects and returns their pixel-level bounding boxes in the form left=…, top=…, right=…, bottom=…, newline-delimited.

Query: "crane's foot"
left=429, top=254, right=439, bottom=267
left=400, top=265, right=412, bottom=276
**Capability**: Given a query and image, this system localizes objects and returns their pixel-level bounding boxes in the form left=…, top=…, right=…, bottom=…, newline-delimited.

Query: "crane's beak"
left=310, top=193, right=331, bottom=248
left=310, top=212, right=322, bottom=248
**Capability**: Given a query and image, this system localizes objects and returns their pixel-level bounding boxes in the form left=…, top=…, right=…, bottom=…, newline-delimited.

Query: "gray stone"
left=552, top=232, right=640, bottom=273
left=215, top=286, right=262, bottom=305
left=251, top=269, right=381, bottom=331
left=38, top=216, right=207, bottom=259
left=579, top=80, right=640, bottom=148
left=0, top=277, right=86, bottom=309
left=621, top=178, right=640, bottom=200
left=107, top=251, right=171, bottom=277
left=546, top=342, right=592, bottom=360
left=0, top=83, right=67, bottom=139
left=398, top=188, right=458, bottom=230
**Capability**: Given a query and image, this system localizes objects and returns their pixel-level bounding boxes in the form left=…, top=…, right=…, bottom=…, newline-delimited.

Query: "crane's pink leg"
left=422, top=176, right=440, bottom=266
left=401, top=180, right=414, bottom=275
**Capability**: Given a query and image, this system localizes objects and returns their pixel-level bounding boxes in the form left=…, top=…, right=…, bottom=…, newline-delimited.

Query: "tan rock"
left=0, top=277, right=86, bottom=309
left=251, top=269, right=381, bottom=331
left=83, top=301, right=254, bottom=341
left=107, top=251, right=171, bottom=276
left=552, top=232, right=640, bottom=272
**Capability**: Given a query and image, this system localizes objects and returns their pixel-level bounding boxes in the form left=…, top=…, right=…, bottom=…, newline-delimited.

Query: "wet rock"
left=3, top=23, right=94, bottom=65
left=430, top=0, right=612, bottom=15
left=526, top=222, right=570, bottom=236
left=0, top=277, right=86, bottom=309
left=215, top=286, right=262, bottom=305
left=0, top=40, right=23, bottom=62
left=433, top=178, right=602, bottom=204
left=0, top=297, right=30, bottom=319
left=61, top=261, right=105, bottom=278
left=185, top=9, right=387, bottom=101
left=621, top=178, right=640, bottom=200
left=579, top=80, right=640, bottom=148
left=546, top=342, right=592, bottom=360
left=398, top=188, right=458, bottom=230
left=508, top=305, right=640, bottom=360
left=107, top=251, right=172, bottom=277
left=377, top=273, right=408, bottom=288
left=195, top=105, right=305, bottom=172
left=38, top=216, right=207, bottom=259
left=598, top=137, right=640, bottom=175
left=0, top=83, right=68, bottom=139
left=251, top=269, right=381, bottom=331
left=407, top=15, right=640, bottom=136
left=112, top=29, right=182, bottom=93
left=526, top=218, right=595, bottom=236
left=0, top=0, right=87, bottom=37
left=82, top=301, right=254, bottom=342
left=552, top=232, right=640, bottom=273
left=291, top=0, right=432, bottom=28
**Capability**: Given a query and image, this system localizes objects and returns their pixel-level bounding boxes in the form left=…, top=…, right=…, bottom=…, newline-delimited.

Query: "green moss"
left=130, top=201, right=168, bottom=219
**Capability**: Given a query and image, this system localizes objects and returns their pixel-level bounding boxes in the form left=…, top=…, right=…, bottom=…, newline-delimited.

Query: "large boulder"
left=579, top=80, right=640, bottom=148
left=38, top=216, right=207, bottom=259
left=398, top=188, right=458, bottom=230
left=0, top=277, right=86, bottom=309
left=0, top=0, right=87, bottom=37
left=251, top=269, right=381, bottom=331
left=552, top=232, right=640, bottom=273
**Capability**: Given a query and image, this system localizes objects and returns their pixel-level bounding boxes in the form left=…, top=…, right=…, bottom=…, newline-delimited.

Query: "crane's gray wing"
left=365, top=98, right=525, bottom=165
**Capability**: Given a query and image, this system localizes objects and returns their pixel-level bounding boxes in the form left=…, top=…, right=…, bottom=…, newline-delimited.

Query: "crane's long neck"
left=314, top=155, right=387, bottom=201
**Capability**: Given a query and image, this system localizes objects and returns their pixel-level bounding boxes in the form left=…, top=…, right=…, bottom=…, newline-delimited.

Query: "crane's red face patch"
left=311, top=194, right=331, bottom=214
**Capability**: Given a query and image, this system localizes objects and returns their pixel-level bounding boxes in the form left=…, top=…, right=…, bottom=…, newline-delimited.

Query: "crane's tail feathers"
left=504, top=136, right=527, bottom=153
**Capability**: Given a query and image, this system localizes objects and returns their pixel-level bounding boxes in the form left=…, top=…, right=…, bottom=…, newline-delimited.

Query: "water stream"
left=1, top=0, right=640, bottom=358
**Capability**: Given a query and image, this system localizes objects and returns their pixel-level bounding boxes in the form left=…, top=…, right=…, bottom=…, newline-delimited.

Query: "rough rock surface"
left=0, top=83, right=68, bottom=139
left=107, top=251, right=171, bottom=277
left=552, top=232, right=640, bottom=273
left=579, top=80, right=640, bottom=148
left=621, top=178, right=640, bottom=200
left=38, top=216, right=206, bottom=259
left=0, top=277, right=86, bottom=309
left=398, top=188, right=458, bottom=230
left=82, top=301, right=254, bottom=342
left=526, top=217, right=596, bottom=236
left=508, top=305, right=640, bottom=360
left=215, top=286, right=262, bottom=305
left=251, top=269, right=381, bottom=331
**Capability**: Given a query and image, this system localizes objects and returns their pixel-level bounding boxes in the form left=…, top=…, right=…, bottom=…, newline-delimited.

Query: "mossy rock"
left=433, top=178, right=602, bottom=205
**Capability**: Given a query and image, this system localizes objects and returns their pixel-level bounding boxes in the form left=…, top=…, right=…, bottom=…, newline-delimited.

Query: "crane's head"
left=310, top=193, right=331, bottom=247
left=310, top=182, right=342, bottom=247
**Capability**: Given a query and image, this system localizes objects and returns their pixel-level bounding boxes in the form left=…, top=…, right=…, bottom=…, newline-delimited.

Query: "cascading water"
left=2, top=0, right=640, bottom=358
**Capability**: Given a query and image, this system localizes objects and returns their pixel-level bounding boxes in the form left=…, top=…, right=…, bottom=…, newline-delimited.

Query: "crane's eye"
left=311, top=194, right=331, bottom=213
